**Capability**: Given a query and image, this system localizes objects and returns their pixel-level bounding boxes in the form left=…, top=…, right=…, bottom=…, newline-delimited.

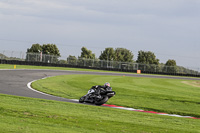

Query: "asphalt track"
left=0, top=69, right=200, bottom=103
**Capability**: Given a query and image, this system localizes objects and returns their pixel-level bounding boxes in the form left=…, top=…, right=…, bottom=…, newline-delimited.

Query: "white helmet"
left=104, top=82, right=110, bottom=87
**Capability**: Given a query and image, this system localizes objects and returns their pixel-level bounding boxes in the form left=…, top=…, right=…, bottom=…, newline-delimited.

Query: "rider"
left=85, top=82, right=112, bottom=102
left=91, top=82, right=112, bottom=94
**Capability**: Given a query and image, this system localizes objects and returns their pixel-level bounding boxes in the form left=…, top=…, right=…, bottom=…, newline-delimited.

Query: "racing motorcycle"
left=79, top=87, right=116, bottom=105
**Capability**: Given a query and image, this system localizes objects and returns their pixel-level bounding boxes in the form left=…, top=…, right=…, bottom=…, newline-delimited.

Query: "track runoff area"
left=27, top=76, right=200, bottom=120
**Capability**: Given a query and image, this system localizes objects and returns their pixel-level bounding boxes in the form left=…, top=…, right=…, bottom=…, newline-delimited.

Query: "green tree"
left=114, top=48, right=134, bottom=62
left=26, top=43, right=60, bottom=63
left=27, top=44, right=42, bottom=53
left=165, top=59, right=176, bottom=66
left=67, top=55, right=77, bottom=65
left=0, top=53, right=7, bottom=59
left=41, top=44, right=60, bottom=63
left=27, top=43, right=60, bottom=56
left=58, top=60, right=67, bottom=64
left=99, top=48, right=115, bottom=61
left=80, top=47, right=95, bottom=59
left=136, top=51, right=159, bottom=72
left=136, top=51, right=159, bottom=64
left=26, top=44, right=42, bottom=62
left=42, top=44, right=60, bottom=56
left=164, top=59, right=177, bottom=73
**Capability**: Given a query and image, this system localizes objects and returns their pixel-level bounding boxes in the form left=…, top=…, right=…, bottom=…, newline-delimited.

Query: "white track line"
left=27, top=76, right=66, bottom=99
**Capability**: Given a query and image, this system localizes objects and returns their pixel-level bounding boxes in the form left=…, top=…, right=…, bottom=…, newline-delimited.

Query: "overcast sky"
left=0, top=0, right=200, bottom=69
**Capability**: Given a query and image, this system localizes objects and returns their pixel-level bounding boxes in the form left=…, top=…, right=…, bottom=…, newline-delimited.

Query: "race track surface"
left=0, top=69, right=200, bottom=103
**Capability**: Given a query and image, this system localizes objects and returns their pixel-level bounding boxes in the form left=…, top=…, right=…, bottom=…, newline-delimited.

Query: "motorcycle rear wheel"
left=95, top=96, right=109, bottom=105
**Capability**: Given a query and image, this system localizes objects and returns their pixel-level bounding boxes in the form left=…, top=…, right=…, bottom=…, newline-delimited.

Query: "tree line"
left=27, top=44, right=199, bottom=74
left=0, top=43, right=198, bottom=75
left=27, top=44, right=177, bottom=68
left=78, top=47, right=176, bottom=68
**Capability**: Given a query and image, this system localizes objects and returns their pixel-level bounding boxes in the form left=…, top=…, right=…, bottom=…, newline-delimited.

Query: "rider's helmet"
left=104, top=82, right=110, bottom=87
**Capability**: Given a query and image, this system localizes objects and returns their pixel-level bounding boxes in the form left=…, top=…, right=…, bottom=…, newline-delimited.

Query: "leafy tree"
left=165, top=59, right=176, bottom=66
left=178, top=66, right=200, bottom=75
left=136, top=50, right=159, bottom=64
left=80, top=47, right=95, bottom=59
left=41, top=44, right=60, bottom=63
left=26, top=43, right=60, bottom=62
left=42, top=44, right=60, bottom=56
left=0, top=53, right=7, bottom=59
left=67, top=55, right=77, bottom=65
left=99, top=48, right=115, bottom=61
left=58, top=60, right=67, bottom=64
left=26, top=44, right=42, bottom=62
left=27, top=43, right=60, bottom=56
left=27, top=44, right=42, bottom=53
left=164, top=59, right=177, bottom=73
left=68, top=55, right=77, bottom=60
left=114, top=48, right=134, bottom=62
left=136, top=51, right=159, bottom=72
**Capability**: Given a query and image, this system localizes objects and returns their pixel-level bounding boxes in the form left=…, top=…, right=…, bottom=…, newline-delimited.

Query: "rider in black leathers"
left=92, top=82, right=112, bottom=93
left=85, top=82, right=112, bottom=102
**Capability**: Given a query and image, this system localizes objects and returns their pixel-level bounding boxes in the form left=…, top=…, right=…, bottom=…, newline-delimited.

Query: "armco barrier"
left=1, top=59, right=200, bottom=78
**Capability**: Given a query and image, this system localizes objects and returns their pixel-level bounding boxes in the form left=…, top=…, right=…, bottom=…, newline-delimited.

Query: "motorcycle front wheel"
left=79, top=96, right=86, bottom=103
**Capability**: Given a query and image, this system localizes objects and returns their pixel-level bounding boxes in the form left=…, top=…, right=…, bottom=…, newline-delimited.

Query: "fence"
left=0, top=51, right=200, bottom=76
left=0, top=50, right=26, bottom=61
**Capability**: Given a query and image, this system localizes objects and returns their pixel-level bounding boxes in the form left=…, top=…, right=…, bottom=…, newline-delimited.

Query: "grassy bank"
left=32, top=75, right=200, bottom=118
left=0, top=94, right=200, bottom=133
left=1, top=64, right=200, bottom=132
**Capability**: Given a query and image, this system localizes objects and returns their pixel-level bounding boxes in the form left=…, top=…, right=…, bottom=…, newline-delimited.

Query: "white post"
left=40, top=52, right=42, bottom=62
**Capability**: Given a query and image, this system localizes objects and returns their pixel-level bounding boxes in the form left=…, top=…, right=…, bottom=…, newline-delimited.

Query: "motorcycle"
left=79, top=87, right=116, bottom=105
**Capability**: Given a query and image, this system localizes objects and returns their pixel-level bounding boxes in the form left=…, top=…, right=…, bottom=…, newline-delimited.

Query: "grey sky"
left=0, top=0, right=200, bottom=69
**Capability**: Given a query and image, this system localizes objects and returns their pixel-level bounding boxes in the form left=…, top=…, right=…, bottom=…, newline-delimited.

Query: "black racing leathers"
left=91, top=85, right=112, bottom=95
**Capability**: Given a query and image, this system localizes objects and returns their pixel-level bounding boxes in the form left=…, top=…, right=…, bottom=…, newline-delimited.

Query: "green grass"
left=0, top=64, right=131, bottom=73
left=0, top=94, right=200, bottom=133
left=0, top=64, right=102, bottom=72
left=1, top=64, right=200, bottom=132
left=32, top=75, right=200, bottom=118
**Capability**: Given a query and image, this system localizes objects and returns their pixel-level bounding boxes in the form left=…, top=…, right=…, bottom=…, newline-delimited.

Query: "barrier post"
left=137, top=70, right=141, bottom=74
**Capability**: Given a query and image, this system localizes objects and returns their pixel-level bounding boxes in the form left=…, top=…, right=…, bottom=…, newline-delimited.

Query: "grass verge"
left=1, top=64, right=200, bottom=132
left=0, top=94, right=200, bottom=133
left=0, top=64, right=122, bottom=72
left=32, top=75, right=200, bottom=118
